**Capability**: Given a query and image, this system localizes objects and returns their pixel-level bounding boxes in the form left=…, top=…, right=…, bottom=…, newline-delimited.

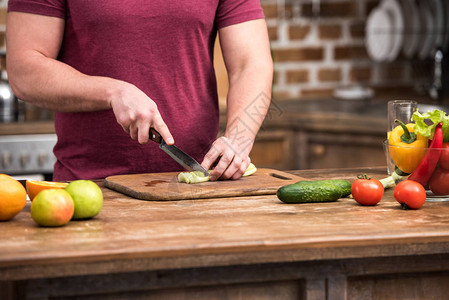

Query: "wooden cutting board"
left=104, top=168, right=307, bottom=201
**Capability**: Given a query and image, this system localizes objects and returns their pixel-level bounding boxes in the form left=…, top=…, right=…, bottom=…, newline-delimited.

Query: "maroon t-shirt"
left=8, top=0, right=264, bottom=180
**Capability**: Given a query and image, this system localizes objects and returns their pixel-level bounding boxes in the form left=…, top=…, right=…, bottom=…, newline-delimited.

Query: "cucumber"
left=316, top=180, right=352, bottom=197
left=295, top=179, right=352, bottom=197
left=277, top=179, right=350, bottom=204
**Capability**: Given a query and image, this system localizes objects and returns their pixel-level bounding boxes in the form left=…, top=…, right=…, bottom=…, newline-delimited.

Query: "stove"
left=0, top=134, right=57, bottom=180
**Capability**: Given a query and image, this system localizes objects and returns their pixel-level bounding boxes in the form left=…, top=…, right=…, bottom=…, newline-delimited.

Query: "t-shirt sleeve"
left=215, top=0, right=265, bottom=29
left=7, top=0, right=66, bottom=19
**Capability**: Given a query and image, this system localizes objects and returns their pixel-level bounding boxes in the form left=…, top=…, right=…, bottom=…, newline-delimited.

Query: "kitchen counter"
left=2, top=167, right=449, bottom=299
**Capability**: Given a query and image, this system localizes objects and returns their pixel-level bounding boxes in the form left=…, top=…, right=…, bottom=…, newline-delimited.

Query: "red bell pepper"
left=408, top=122, right=443, bottom=187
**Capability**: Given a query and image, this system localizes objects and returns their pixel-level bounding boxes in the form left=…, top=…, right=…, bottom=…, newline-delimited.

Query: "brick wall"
left=263, top=0, right=434, bottom=100
left=1, top=1, right=435, bottom=102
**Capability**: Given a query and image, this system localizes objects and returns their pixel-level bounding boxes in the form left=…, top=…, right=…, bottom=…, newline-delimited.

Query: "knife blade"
left=149, top=128, right=209, bottom=176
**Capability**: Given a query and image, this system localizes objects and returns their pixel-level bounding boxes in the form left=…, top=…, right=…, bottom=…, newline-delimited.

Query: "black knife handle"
left=149, top=128, right=162, bottom=144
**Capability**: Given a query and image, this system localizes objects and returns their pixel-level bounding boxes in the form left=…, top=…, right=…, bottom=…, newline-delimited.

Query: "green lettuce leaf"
left=411, top=109, right=449, bottom=142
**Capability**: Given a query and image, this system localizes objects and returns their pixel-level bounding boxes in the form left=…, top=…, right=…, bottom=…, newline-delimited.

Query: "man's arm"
left=6, top=12, right=173, bottom=145
left=201, top=19, right=273, bottom=180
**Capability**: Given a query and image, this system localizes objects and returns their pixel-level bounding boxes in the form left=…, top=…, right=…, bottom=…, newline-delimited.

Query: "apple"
left=65, top=180, right=103, bottom=220
left=30, top=189, right=74, bottom=227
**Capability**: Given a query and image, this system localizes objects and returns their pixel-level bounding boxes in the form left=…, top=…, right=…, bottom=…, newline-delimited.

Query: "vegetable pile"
left=276, top=107, right=449, bottom=210
left=391, top=109, right=449, bottom=194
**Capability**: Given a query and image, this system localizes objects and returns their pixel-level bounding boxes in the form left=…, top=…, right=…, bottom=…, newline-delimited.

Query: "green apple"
left=30, top=189, right=74, bottom=227
left=65, top=180, right=103, bottom=220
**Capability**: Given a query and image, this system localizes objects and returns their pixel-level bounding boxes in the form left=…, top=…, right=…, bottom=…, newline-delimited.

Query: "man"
left=6, top=0, right=273, bottom=181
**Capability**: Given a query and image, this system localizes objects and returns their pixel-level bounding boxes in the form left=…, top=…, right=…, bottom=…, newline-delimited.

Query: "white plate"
left=365, top=7, right=394, bottom=62
left=381, top=0, right=404, bottom=62
left=418, top=0, right=435, bottom=60
left=400, top=0, right=420, bottom=58
left=333, top=85, right=374, bottom=101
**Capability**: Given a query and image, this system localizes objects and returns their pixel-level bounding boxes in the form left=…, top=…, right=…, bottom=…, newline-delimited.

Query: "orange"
left=0, top=174, right=27, bottom=221
left=26, top=180, right=69, bottom=201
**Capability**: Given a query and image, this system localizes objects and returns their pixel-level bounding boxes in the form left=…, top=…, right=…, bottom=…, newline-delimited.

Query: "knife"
left=149, top=128, right=210, bottom=176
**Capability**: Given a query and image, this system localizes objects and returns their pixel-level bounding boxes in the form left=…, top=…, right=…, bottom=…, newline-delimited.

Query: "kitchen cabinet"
left=296, top=130, right=386, bottom=169
left=250, top=129, right=297, bottom=170
left=249, top=128, right=386, bottom=171
left=2, top=167, right=449, bottom=299
left=244, top=99, right=388, bottom=170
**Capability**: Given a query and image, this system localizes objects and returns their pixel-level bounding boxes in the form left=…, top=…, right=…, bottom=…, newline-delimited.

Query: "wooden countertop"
left=2, top=167, right=449, bottom=282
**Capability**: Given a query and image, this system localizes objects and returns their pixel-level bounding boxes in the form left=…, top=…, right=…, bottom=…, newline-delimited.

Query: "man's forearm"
left=7, top=54, right=121, bottom=112
left=224, top=63, right=273, bottom=156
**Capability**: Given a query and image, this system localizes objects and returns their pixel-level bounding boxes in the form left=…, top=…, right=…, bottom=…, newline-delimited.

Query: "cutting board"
left=104, top=168, right=307, bottom=201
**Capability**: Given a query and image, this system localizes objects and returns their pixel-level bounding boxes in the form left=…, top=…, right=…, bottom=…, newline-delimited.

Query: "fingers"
left=202, top=137, right=251, bottom=181
left=153, top=115, right=174, bottom=145
left=110, top=87, right=173, bottom=145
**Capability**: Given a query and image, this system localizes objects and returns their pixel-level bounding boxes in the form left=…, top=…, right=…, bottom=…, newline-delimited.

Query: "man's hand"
left=201, top=136, right=252, bottom=181
left=203, top=19, right=271, bottom=180
left=110, top=82, right=174, bottom=145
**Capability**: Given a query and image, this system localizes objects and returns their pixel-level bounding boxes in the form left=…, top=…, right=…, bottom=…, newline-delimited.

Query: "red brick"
left=302, top=1, right=357, bottom=18
left=272, top=48, right=324, bottom=62
left=286, top=70, right=309, bottom=83
left=350, top=21, right=365, bottom=39
left=318, top=68, right=342, bottom=82
left=289, top=25, right=311, bottom=40
left=334, top=46, right=368, bottom=60
left=319, top=24, right=342, bottom=40
left=261, top=3, right=294, bottom=20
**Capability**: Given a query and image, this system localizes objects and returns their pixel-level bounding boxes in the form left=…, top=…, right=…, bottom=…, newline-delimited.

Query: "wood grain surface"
left=2, top=167, right=449, bottom=284
left=103, top=168, right=306, bottom=200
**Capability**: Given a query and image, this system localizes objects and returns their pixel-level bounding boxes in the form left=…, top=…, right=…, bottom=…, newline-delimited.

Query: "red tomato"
left=429, top=167, right=449, bottom=195
left=393, top=180, right=426, bottom=209
left=351, top=176, right=384, bottom=206
left=439, top=143, right=449, bottom=170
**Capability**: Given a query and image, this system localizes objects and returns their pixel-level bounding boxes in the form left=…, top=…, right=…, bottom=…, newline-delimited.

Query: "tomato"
left=429, top=167, right=449, bottom=195
left=393, top=180, right=426, bottom=209
left=438, top=143, right=449, bottom=170
left=351, top=175, right=384, bottom=206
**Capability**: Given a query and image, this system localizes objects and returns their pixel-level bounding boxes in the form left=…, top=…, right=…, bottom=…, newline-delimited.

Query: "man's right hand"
left=6, top=12, right=174, bottom=147
left=110, top=82, right=174, bottom=145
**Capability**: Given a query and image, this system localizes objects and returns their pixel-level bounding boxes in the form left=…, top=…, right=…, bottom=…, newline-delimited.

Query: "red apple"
left=30, top=189, right=74, bottom=227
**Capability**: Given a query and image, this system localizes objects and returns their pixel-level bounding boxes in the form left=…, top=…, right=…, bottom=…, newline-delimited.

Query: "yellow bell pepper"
left=388, top=120, right=429, bottom=174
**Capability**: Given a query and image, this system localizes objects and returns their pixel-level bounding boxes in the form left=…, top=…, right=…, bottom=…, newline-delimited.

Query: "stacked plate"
left=365, top=0, right=449, bottom=62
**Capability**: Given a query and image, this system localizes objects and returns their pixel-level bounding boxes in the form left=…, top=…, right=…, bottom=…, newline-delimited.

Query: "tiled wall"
left=262, top=0, right=434, bottom=100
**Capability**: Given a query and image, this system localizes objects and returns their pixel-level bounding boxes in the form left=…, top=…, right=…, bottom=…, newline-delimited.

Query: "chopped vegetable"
left=177, top=163, right=257, bottom=184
